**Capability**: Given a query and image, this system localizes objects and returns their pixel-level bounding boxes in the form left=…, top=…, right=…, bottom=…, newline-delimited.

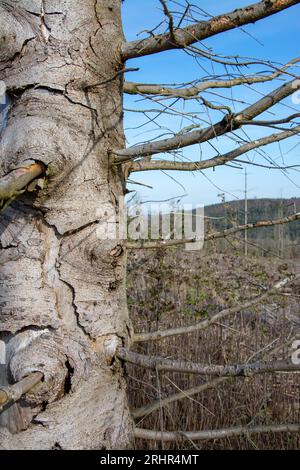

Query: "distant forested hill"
left=204, top=198, right=300, bottom=257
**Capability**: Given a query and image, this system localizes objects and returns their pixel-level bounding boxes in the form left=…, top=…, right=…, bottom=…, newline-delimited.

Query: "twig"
left=127, top=213, right=300, bottom=250
left=122, top=0, right=300, bottom=59
left=132, top=377, right=226, bottom=419
left=84, top=67, right=139, bottom=90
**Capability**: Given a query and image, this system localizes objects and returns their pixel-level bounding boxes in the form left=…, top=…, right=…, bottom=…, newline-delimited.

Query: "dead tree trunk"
left=1, top=0, right=300, bottom=450
left=0, top=0, right=132, bottom=449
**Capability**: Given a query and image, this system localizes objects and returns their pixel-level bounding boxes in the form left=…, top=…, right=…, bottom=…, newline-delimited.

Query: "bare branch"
left=132, top=275, right=297, bottom=343
left=134, top=423, right=300, bottom=441
left=128, top=124, right=300, bottom=173
left=84, top=67, right=139, bottom=90
left=132, top=333, right=300, bottom=419
left=127, top=213, right=300, bottom=250
left=159, top=0, right=175, bottom=40
left=124, top=58, right=300, bottom=98
left=118, top=349, right=300, bottom=376
left=122, top=0, right=300, bottom=60
left=114, top=79, right=300, bottom=161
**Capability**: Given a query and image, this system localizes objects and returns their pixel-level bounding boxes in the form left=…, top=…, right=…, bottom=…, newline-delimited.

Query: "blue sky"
left=121, top=0, right=300, bottom=206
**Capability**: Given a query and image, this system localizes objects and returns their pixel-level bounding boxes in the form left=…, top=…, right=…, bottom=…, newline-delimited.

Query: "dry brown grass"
left=126, top=245, right=300, bottom=449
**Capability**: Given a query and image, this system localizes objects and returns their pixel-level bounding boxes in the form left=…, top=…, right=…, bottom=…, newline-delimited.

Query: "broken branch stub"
left=0, top=161, right=45, bottom=211
left=0, top=372, right=43, bottom=412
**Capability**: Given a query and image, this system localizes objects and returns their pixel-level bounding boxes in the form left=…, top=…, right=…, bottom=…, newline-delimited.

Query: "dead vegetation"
left=127, top=244, right=300, bottom=449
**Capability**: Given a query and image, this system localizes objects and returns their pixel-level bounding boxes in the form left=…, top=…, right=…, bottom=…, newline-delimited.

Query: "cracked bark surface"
left=0, top=0, right=132, bottom=449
